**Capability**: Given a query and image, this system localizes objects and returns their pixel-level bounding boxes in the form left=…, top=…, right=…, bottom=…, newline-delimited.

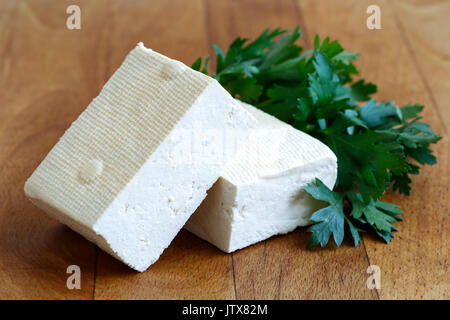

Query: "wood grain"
left=95, top=230, right=235, bottom=299
left=296, top=0, right=449, bottom=299
left=92, top=0, right=236, bottom=300
left=0, top=0, right=447, bottom=300
left=392, top=0, right=450, bottom=133
left=0, top=0, right=107, bottom=299
left=206, top=0, right=377, bottom=300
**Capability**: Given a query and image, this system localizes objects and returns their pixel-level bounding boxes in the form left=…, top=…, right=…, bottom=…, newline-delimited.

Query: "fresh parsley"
left=192, top=26, right=441, bottom=248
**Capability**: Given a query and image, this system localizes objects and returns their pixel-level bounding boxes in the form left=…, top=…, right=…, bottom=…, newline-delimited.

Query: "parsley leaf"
left=349, top=80, right=377, bottom=102
left=305, top=179, right=362, bottom=248
left=349, top=191, right=403, bottom=243
left=192, top=26, right=441, bottom=248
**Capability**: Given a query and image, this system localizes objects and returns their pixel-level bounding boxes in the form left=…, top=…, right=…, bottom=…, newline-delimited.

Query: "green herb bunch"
left=192, top=26, right=441, bottom=248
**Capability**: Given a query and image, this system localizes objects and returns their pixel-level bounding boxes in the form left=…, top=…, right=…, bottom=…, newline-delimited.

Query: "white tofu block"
left=24, top=43, right=255, bottom=271
left=185, top=101, right=337, bottom=253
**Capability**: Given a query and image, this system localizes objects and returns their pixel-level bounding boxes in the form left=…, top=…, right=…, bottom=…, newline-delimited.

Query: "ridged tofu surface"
left=24, top=44, right=256, bottom=271
left=185, top=101, right=337, bottom=253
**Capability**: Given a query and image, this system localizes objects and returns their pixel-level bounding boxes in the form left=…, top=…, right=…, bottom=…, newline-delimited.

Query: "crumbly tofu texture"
left=185, top=101, right=337, bottom=253
left=24, top=43, right=255, bottom=271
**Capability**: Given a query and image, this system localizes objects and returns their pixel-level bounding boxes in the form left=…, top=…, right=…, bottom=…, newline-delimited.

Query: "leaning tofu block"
left=24, top=43, right=255, bottom=271
left=185, top=101, right=337, bottom=253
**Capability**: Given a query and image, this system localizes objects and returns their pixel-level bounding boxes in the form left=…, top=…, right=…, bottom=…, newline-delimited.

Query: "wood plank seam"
left=361, top=239, right=380, bottom=299
left=295, top=0, right=378, bottom=300
left=390, top=5, right=448, bottom=136
left=203, top=0, right=217, bottom=70
left=0, top=1, right=18, bottom=92
left=93, top=2, right=116, bottom=300
left=292, top=0, right=311, bottom=48
left=93, top=247, right=98, bottom=300
left=231, top=254, right=238, bottom=299
left=277, top=258, right=282, bottom=299
left=203, top=0, right=239, bottom=300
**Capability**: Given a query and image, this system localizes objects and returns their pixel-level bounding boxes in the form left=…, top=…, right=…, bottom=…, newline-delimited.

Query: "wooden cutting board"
left=0, top=0, right=448, bottom=299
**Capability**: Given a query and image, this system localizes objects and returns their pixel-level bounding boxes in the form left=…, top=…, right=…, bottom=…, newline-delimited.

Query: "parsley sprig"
left=192, top=26, right=441, bottom=248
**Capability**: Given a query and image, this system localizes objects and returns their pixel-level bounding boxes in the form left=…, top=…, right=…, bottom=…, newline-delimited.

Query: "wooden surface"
left=0, top=0, right=448, bottom=300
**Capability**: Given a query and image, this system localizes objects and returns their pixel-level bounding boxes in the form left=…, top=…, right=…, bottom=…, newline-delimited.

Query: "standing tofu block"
left=24, top=43, right=255, bottom=271
left=185, top=101, right=337, bottom=253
